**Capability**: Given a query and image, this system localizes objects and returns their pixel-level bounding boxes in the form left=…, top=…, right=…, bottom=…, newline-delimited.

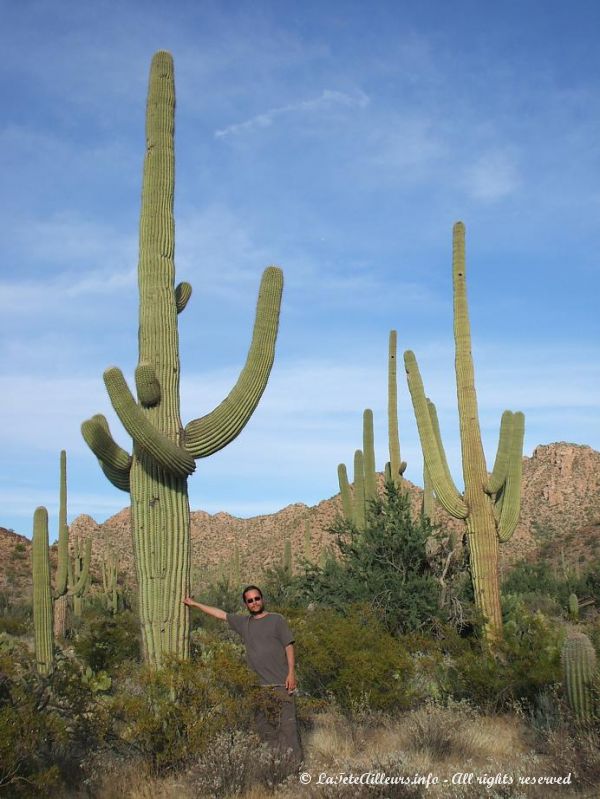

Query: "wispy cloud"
left=214, top=89, right=369, bottom=138
left=463, top=149, right=521, bottom=202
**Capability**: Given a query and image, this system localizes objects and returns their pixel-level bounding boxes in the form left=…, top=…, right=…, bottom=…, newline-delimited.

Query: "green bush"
left=286, top=483, right=442, bottom=636
left=106, top=631, right=260, bottom=774
left=0, top=634, right=110, bottom=795
left=73, top=608, right=140, bottom=670
left=289, top=605, right=413, bottom=712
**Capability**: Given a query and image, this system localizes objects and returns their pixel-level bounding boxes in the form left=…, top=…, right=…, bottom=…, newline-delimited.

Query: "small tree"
left=291, top=482, right=441, bottom=635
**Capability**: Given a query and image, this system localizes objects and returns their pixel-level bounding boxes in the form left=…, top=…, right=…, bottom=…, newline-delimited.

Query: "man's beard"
left=248, top=603, right=264, bottom=616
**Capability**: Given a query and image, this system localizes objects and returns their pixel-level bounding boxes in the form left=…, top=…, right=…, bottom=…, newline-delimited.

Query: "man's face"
left=244, top=591, right=264, bottom=615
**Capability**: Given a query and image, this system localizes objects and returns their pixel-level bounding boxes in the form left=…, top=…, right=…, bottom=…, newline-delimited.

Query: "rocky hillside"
left=2, top=442, right=600, bottom=602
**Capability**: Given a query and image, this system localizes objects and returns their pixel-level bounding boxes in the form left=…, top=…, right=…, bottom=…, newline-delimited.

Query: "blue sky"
left=2, top=0, right=600, bottom=539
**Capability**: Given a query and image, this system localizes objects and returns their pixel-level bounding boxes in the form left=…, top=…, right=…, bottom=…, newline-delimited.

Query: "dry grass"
left=77, top=702, right=598, bottom=798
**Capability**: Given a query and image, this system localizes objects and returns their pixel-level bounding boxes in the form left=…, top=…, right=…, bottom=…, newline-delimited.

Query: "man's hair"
left=242, top=585, right=263, bottom=602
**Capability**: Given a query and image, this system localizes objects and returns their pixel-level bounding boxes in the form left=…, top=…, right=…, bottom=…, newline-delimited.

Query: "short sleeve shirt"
left=226, top=612, right=294, bottom=686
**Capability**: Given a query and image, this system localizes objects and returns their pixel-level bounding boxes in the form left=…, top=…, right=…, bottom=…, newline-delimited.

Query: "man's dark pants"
left=255, top=686, right=303, bottom=765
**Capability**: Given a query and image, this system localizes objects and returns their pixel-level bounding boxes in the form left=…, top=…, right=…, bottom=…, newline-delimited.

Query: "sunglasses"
left=245, top=596, right=262, bottom=604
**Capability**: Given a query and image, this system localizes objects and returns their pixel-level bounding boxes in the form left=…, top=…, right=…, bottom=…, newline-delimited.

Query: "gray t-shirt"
left=226, top=612, right=294, bottom=686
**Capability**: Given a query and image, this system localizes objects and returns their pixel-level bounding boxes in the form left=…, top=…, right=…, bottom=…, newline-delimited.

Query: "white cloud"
left=214, top=89, right=369, bottom=138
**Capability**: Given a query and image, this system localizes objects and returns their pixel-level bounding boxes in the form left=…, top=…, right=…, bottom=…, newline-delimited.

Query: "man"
left=183, top=586, right=303, bottom=764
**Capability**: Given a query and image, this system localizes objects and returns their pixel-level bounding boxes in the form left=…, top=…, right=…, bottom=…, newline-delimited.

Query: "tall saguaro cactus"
left=81, top=52, right=283, bottom=668
left=32, top=508, right=53, bottom=676
left=404, top=222, right=524, bottom=642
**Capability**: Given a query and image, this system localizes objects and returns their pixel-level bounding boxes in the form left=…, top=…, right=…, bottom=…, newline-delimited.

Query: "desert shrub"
left=106, top=631, right=260, bottom=774
left=289, top=605, right=413, bottom=713
left=448, top=599, right=563, bottom=711
left=0, top=634, right=110, bottom=795
left=287, top=483, right=442, bottom=636
left=0, top=600, right=32, bottom=636
left=73, top=607, right=140, bottom=670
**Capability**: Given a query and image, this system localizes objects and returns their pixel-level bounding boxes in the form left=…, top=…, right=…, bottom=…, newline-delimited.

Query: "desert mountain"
left=2, top=443, right=599, bottom=601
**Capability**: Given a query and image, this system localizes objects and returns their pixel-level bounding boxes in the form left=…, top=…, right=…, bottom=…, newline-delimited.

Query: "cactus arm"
left=337, top=463, right=354, bottom=520
left=55, top=450, right=69, bottom=597
left=69, top=538, right=92, bottom=596
left=135, top=363, right=161, bottom=407
left=486, top=411, right=514, bottom=494
left=353, top=449, right=366, bottom=530
left=404, top=350, right=468, bottom=518
left=184, top=266, right=283, bottom=458
left=33, top=507, right=54, bottom=676
left=362, top=409, right=377, bottom=501
left=497, top=411, right=525, bottom=542
left=81, top=414, right=132, bottom=492
left=175, top=281, right=192, bottom=313
left=103, top=367, right=196, bottom=476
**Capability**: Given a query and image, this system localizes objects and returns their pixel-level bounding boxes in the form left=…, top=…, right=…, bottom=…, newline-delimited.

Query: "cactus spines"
left=33, top=507, right=53, bottom=676
left=404, top=222, right=525, bottom=643
left=81, top=52, right=283, bottom=668
left=561, top=631, right=597, bottom=725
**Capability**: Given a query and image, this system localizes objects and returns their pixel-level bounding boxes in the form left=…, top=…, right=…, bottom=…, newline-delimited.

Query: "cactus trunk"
left=33, top=508, right=53, bottom=676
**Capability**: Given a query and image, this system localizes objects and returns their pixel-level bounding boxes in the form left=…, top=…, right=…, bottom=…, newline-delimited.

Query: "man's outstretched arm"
left=183, top=596, right=227, bottom=620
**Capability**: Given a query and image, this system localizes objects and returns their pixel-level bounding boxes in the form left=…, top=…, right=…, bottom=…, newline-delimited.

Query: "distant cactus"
left=53, top=451, right=92, bottom=636
left=568, top=593, right=580, bottom=621
left=404, top=223, right=525, bottom=643
left=101, top=554, right=119, bottom=614
left=303, top=517, right=313, bottom=563
left=561, top=631, right=597, bottom=725
left=81, top=52, right=283, bottom=668
left=32, top=507, right=53, bottom=676
left=338, top=331, right=408, bottom=529
left=283, top=538, right=293, bottom=574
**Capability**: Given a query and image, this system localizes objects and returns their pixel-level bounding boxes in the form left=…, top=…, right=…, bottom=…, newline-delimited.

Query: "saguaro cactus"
left=32, top=508, right=53, bottom=676
left=53, top=451, right=91, bottom=637
left=101, top=555, right=119, bottom=614
left=404, top=222, right=524, bottom=642
left=81, top=52, right=283, bottom=668
left=561, top=631, right=597, bottom=725
left=338, top=331, right=407, bottom=528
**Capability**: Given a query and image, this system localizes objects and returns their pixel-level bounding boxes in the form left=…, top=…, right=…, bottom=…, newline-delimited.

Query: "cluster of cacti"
left=404, top=222, right=525, bottom=643
left=81, top=52, right=283, bottom=668
left=101, top=554, right=119, bottom=614
left=53, top=451, right=91, bottom=637
left=32, top=450, right=93, bottom=674
left=337, top=331, right=407, bottom=529
left=561, top=630, right=598, bottom=725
